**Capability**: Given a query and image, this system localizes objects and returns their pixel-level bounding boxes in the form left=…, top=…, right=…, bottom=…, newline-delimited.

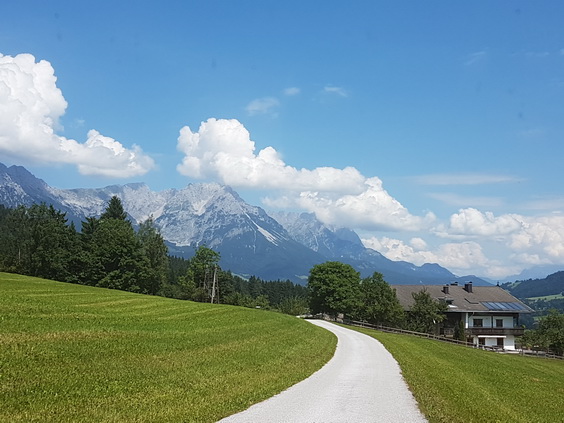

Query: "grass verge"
left=349, top=325, right=564, bottom=423
left=0, top=272, right=336, bottom=422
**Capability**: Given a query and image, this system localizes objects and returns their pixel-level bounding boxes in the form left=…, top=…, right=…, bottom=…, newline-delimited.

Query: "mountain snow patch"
left=253, top=222, right=279, bottom=245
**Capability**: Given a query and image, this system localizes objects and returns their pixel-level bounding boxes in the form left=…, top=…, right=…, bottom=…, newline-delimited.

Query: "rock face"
left=0, top=162, right=489, bottom=285
left=154, top=184, right=323, bottom=281
left=0, top=163, right=54, bottom=208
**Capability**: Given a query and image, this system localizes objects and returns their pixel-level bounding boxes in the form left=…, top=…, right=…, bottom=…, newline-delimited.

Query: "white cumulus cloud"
left=0, top=53, right=154, bottom=177
left=286, top=178, right=435, bottom=231
left=177, top=118, right=365, bottom=192
left=441, top=208, right=524, bottom=237
left=362, top=206, right=564, bottom=279
left=508, top=215, right=564, bottom=260
left=177, top=118, right=430, bottom=231
left=362, top=236, right=509, bottom=278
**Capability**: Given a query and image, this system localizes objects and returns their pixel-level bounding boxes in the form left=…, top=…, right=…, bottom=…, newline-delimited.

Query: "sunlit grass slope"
left=0, top=273, right=336, bottom=423
left=351, top=326, right=564, bottom=423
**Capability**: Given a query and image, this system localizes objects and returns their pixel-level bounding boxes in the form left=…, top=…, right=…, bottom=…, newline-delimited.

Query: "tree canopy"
left=357, top=272, right=405, bottom=326
left=308, top=261, right=361, bottom=316
left=521, top=310, right=564, bottom=355
left=407, top=289, right=448, bottom=333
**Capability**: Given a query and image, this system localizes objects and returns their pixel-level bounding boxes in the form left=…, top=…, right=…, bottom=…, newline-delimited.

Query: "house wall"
left=472, top=335, right=516, bottom=350
left=505, top=336, right=516, bottom=350
left=469, top=315, right=514, bottom=329
left=467, top=313, right=518, bottom=350
left=441, top=312, right=523, bottom=350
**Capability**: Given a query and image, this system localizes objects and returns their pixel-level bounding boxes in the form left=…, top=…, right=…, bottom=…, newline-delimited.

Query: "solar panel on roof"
left=481, top=301, right=527, bottom=311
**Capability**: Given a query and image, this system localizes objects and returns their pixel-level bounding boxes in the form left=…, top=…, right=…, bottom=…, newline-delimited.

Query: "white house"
left=393, top=282, right=533, bottom=350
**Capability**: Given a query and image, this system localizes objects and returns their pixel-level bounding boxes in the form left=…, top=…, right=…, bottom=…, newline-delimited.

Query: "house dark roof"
left=393, top=283, right=533, bottom=313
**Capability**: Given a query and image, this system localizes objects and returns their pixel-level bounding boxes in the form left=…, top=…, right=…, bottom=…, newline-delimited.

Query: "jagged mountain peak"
left=164, top=182, right=251, bottom=218
left=271, top=211, right=364, bottom=255
left=4, top=163, right=42, bottom=181
left=0, top=162, right=489, bottom=284
left=0, top=163, right=52, bottom=207
left=159, top=183, right=289, bottom=248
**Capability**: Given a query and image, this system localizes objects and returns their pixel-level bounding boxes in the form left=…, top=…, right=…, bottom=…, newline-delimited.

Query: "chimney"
left=464, top=282, right=473, bottom=293
left=442, top=285, right=450, bottom=294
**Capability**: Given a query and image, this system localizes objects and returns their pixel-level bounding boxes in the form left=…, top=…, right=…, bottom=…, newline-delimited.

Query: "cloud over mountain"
left=176, top=118, right=430, bottom=232
left=363, top=236, right=493, bottom=275
left=0, top=53, right=154, bottom=177
left=363, top=209, right=564, bottom=279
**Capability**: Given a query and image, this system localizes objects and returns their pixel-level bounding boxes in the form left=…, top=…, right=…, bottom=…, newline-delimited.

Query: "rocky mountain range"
left=0, top=162, right=489, bottom=285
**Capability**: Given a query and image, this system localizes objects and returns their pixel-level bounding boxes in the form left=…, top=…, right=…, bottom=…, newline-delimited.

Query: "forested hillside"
left=0, top=200, right=307, bottom=313
left=502, top=271, right=564, bottom=316
left=502, top=271, right=564, bottom=298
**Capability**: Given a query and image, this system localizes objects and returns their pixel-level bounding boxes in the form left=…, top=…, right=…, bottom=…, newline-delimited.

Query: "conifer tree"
left=100, top=196, right=127, bottom=221
left=83, top=196, right=149, bottom=292
left=454, top=320, right=466, bottom=341
left=137, top=217, right=168, bottom=294
left=0, top=206, right=29, bottom=273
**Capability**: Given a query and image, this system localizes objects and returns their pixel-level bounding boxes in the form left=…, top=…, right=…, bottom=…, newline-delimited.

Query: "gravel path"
left=218, top=319, right=427, bottom=423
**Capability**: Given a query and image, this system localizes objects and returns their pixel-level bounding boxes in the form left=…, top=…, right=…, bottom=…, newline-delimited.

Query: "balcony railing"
left=466, top=327, right=525, bottom=336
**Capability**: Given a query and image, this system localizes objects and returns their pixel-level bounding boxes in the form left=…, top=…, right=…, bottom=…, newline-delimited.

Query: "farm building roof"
left=393, top=283, right=533, bottom=313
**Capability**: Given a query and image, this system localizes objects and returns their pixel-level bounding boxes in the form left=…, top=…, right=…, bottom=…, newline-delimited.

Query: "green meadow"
left=527, top=293, right=564, bottom=301
left=351, top=325, right=564, bottom=423
left=0, top=273, right=336, bottom=423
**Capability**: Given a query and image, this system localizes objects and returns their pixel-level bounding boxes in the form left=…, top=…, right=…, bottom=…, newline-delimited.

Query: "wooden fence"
left=314, top=315, right=564, bottom=360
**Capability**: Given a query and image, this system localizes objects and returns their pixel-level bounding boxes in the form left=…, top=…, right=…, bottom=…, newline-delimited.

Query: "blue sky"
left=1, top=1, right=563, bottom=280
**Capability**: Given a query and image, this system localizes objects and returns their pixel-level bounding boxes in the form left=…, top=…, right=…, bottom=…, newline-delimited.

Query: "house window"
left=473, top=318, right=483, bottom=328
left=478, top=338, right=485, bottom=346
left=496, top=319, right=503, bottom=328
left=496, top=338, right=504, bottom=348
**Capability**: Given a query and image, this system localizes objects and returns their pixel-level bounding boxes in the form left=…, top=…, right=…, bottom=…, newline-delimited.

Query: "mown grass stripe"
left=0, top=272, right=336, bottom=423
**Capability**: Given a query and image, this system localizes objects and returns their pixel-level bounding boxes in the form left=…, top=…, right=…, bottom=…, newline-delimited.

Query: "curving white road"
left=218, top=319, right=427, bottom=423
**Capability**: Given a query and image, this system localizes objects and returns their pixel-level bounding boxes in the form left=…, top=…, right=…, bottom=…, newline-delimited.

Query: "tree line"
left=307, top=261, right=447, bottom=333
left=0, top=199, right=307, bottom=313
left=520, top=311, right=564, bottom=356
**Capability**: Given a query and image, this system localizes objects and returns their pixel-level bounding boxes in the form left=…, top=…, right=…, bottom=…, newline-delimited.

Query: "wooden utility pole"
left=210, top=266, right=217, bottom=304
